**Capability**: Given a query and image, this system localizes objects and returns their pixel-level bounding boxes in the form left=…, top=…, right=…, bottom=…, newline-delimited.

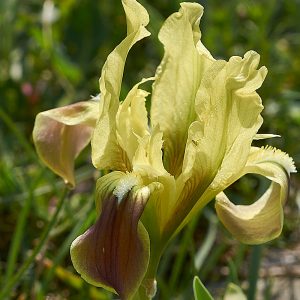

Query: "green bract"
left=33, top=0, right=296, bottom=299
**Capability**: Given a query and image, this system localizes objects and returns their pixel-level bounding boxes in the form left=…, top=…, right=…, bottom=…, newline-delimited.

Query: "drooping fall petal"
left=215, top=146, right=296, bottom=244
left=70, top=172, right=152, bottom=299
left=33, top=100, right=99, bottom=187
left=150, top=2, right=214, bottom=177
left=91, top=0, right=150, bottom=172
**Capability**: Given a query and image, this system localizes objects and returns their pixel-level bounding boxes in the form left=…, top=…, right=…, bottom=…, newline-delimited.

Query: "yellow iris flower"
left=33, top=1, right=296, bottom=299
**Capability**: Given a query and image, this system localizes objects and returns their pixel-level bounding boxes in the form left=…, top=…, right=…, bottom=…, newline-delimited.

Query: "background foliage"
left=1, top=0, right=300, bottom=299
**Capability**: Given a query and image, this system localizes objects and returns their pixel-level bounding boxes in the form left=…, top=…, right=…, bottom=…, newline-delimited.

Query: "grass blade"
left=0, top=188, right=68, bottom=299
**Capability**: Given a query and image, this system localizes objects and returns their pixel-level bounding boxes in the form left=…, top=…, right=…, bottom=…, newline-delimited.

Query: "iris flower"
left=33, top=0, right=296, bottom=299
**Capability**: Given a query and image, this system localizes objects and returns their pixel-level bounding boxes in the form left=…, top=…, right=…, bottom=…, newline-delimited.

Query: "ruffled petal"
left=172, top=52, right=267, bottom=231
left=70, top=172, right=151, bottom=299
left=215, top=146, right=296, bottom=244
left=132, top=126, right=166, bottom=176
left=32, top=100, right=99, bottom=187
left=184, top=51, right=267, bottom=188
left=116, top=78, right=154, bottom=162
left=150, top=2, right=214, bottom=177
left=91, top=0, right=150, bottom=171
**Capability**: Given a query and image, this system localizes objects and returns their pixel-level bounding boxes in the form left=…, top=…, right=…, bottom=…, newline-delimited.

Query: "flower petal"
left=132, top=126, right=177, bottom=236
left=254, top=134, right=280, bottom=140
left=70, top=172, right=151, bottom=299
left=187, top=51, right=267, bottom=189
left=32, top=100, right=99, bottom=187
left=167, top=51, right=267, bottom=235
left=91, top=0, right=150, bottom=171
left=132, top=126, right=166, bottom=176
left=150, top=3, right=213, bottom=177
left=116, top=78, right=154, bottom=162
left=215, top=146, right=296, bottom=244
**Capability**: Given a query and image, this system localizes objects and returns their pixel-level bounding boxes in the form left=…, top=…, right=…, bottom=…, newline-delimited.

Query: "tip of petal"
left=179, top=2, right=204, bottom=18
left=254, top=134, right=281, bottom=140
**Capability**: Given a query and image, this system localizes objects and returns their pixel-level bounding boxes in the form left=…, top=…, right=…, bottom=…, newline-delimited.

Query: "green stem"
left=0, top=188, right=68, bottom=299
left=247, top=245, right=263, bottom=300
left=134, top=246, right=163, bottom=300
left=169, top=213, right=200, bottom=293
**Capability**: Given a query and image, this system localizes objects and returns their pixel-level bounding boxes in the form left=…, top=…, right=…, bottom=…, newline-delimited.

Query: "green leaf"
left=224, top=283, right=247, bottom=300
left=193, top=276, right=214, bottom=300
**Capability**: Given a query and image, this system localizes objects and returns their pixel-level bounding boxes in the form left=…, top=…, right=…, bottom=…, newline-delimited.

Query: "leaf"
left=193, top=276, right=214, bottom=300
left=223, top=283, right=247, bottom=300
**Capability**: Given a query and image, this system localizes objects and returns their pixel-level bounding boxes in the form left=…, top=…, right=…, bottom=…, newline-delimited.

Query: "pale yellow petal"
left=197, top=51, right=266, bottom=187
left=254, top=134, right=280, bottom=140
left=91, top=0, right=150, bottom=171
left=116, top=78, right=154, bottom=161
left=150, top=3, right=214, bottom=177
left=215, top=146, right=296, bottom=244
left=132, top=126, right=177, bottom=236
left=33, top=100, right=98, bottom=187
left=132, top=126, right=166, bottom=176
left=167, top=51, right=267, bottom=235
left=184, top=51, right=267, bottom=193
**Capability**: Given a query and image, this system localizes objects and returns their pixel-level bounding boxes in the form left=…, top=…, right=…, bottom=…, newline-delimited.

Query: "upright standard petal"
left=201, top=51, right=267, bottom=190
left=168, top=51, right=267, bottom=235
left=70, top=172, right=151, bottom=300
left=33, top=100, right=99, bottom=187
left=150, top=2, right=213, bottom=177
left=215, top=146, right=296, bottom=244
left=91, top=0, right=150, bottom=171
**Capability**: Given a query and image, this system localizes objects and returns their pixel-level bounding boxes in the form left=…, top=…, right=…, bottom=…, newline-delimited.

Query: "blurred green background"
left=1, top=0, right=300, bottom=299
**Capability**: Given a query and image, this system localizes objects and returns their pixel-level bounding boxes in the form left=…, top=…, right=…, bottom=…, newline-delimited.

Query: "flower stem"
left=133, top=245, right=163, bottom=300
left=0, top=188, right=68, bottom=299
left=247, top=245, right=263, bottom=300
